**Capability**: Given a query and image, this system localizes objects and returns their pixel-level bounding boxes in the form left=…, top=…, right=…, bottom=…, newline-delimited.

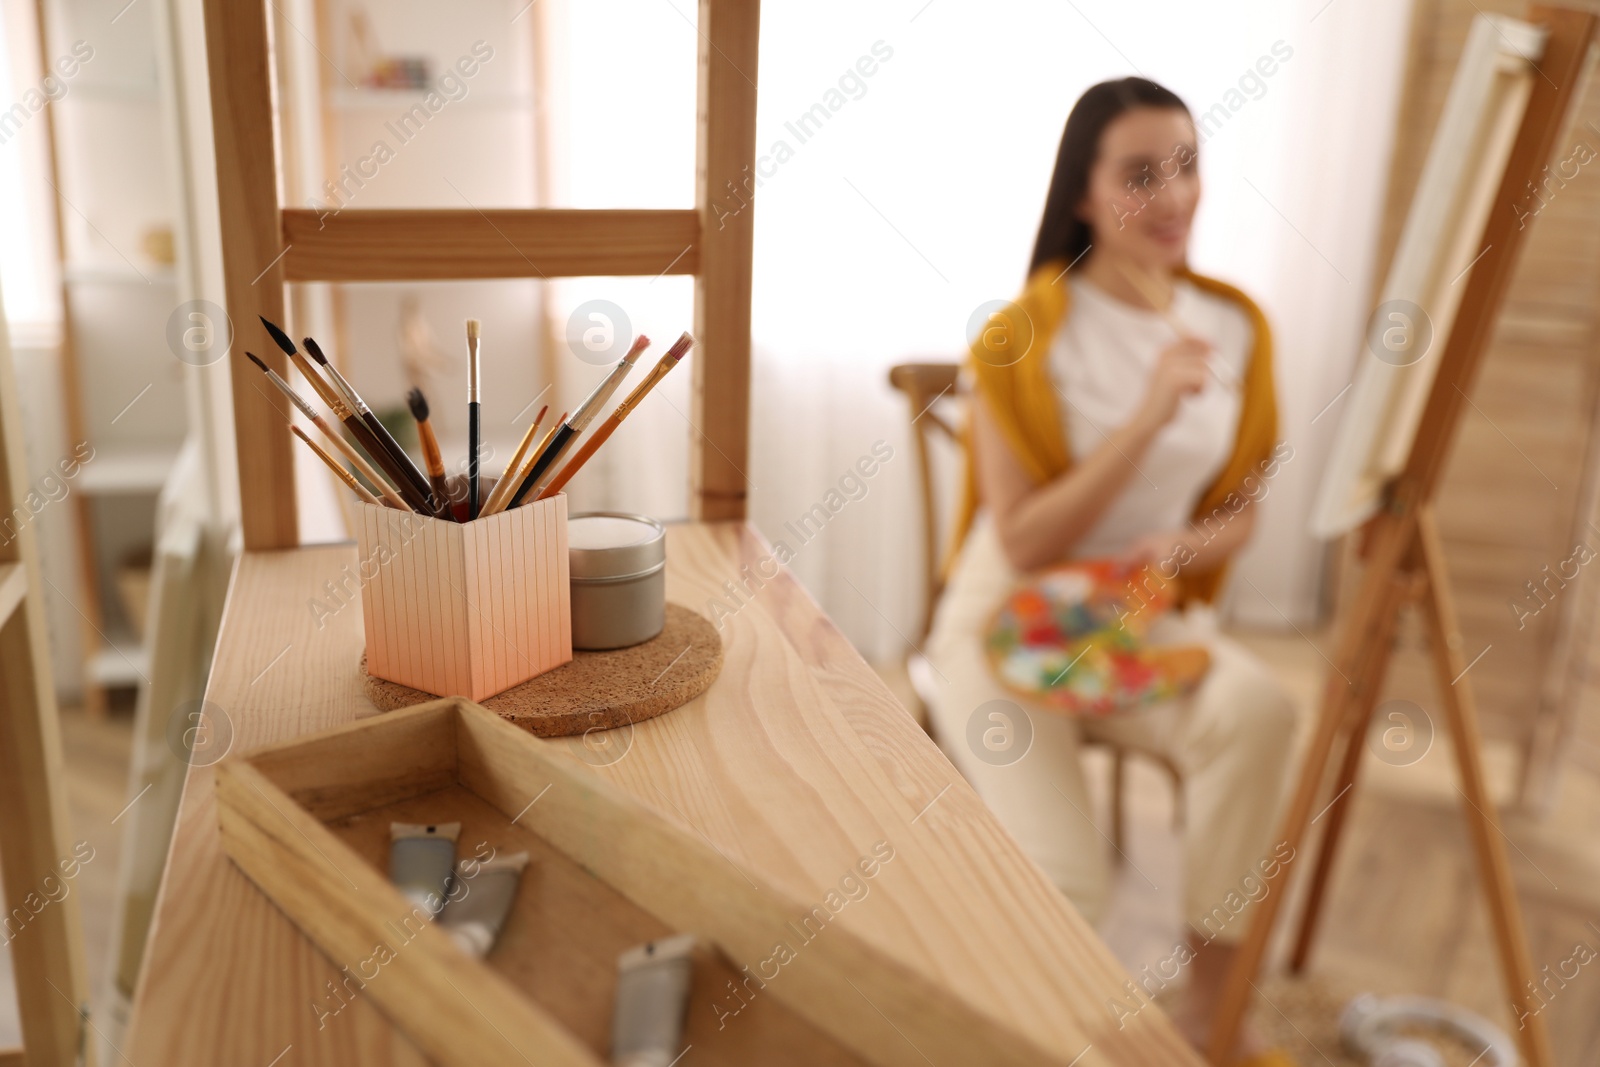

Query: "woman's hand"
left=1133, top=337, right=1212, bottom=431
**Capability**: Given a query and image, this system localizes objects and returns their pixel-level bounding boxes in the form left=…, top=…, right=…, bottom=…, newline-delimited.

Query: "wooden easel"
left=1209, top=7, right=1596, bottom=1066
left=0, top=294, right=96, bottom=1064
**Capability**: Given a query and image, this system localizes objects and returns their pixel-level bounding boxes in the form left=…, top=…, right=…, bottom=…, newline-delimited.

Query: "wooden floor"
left=3, top=629, right=1597, bottom=1063
left=878, top=625, right=1600, bottom=1066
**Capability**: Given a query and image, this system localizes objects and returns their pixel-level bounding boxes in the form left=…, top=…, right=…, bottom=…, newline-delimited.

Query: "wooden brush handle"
left=344, top=415, right=432, bottom=514
left=483, top=409, right=547, bottom=515
left=315, top=415, right=408, bottom=510
left=509, top=423, right=573, bottom=508
left=292, top=426, right=381, bottom=507
left=415, top=420, right=455, bottom=514
left=538, top=416, right=618, bottom=500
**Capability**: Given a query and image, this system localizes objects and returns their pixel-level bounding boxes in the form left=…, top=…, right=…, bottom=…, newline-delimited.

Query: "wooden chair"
left=887, top=361, right=1182, bottom=857
left=0, top=292, right=96, bottom=1065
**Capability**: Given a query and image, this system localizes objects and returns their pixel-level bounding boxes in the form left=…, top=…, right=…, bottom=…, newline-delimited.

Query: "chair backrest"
left=887, top=362, right=962, bottom=644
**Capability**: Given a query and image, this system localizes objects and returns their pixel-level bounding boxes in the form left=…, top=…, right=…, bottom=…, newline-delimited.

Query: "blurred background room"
left=1, top=0, right=1599, bottom=1064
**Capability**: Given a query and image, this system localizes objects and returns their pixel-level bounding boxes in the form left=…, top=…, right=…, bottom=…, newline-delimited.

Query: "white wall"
left=729, top=0, right=1416, bottom=656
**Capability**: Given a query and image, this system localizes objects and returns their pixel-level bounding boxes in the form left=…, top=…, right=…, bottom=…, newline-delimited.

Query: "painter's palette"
left=985, top=559, right=1210, bottom=718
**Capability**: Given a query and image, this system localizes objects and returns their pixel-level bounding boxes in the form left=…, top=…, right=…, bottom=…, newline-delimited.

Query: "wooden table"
left=126, top=522, right=1201, bottom=1065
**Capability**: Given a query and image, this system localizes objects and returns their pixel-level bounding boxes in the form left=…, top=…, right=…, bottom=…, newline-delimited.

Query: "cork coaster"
left=360, top=602, right=723, bottom=737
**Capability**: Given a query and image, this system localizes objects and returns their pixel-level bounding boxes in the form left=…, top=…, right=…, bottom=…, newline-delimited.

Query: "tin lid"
left=568, top=513, right=666, bottom=580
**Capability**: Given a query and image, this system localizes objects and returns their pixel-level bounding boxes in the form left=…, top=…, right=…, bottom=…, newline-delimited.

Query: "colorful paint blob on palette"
left=984, top=559, right=1211, bottom=718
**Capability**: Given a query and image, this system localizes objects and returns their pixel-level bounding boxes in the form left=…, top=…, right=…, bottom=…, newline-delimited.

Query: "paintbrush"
left=406, top=388, right=455, bottom=518
left=291, top=425, right=383, bottom=507
left=303, top=335, right=445, bottom=516
left=508, top=334, right=650, bottom=508
left=243, top=351, right=411, bottom=511
left=466, top=319, right=481, bottom=520
left=1113, top=261, right=1230, bottom=387
left=488, top=414, right=564, bottom=517
left=538, top=333, right=693, bottom=500
left=260, top=317, right=436, bottom=514
left=480, top=403, right=548, bottom=517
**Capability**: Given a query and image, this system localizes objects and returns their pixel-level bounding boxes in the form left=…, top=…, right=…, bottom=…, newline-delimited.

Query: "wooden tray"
left=216, top=698, right=1063, bottom=1067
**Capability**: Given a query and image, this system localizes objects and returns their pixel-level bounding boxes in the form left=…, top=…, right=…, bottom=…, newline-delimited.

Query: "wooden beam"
left=1417, top=508, right=1552, bottom=1067
left=279, top=208, right=701, bottom=281
left=690, top=0, right=760, bottom=521
left=0, top=563, right=23, bottom=626
left=0, top=296, right=93, bottom=1067
left=205, top=0, right=297, bottom=549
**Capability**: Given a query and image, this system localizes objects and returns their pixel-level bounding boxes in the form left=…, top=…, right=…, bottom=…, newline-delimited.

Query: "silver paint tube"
left=610, top=933, right=698, bottom=1067
left=388, top=822, right=460, bottom=917
left=440, top=851, right=530, bottom=958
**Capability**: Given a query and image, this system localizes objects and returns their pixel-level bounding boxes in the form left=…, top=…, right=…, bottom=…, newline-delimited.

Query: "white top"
left=1051, top=276, right=1253, bottom=559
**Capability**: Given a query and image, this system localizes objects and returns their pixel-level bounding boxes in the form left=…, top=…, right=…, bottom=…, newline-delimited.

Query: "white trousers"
left=925, top=521, right=1298, bottom=943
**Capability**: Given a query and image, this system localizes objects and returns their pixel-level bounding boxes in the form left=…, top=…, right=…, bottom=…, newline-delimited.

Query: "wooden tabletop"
left=126, top=522, right=1201, bottom=1065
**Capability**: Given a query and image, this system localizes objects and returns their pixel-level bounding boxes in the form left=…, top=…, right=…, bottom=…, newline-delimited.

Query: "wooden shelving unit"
left=213, top=0, right=754, bottom=548
left=33, top=0, right=192, bottom=713
left=266, top=0, right=563, bottom=513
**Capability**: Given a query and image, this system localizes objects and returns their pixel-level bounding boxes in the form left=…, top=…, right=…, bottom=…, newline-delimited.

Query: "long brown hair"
left=1027, top=77, right=1190, bottom=277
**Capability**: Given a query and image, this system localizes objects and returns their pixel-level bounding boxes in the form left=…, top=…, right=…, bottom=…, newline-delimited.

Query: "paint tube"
left=388, top=822, right=460, bottom=917
left=440, top=851, right=530, bottom=958
left=610, top=933, right=699, bottom=1067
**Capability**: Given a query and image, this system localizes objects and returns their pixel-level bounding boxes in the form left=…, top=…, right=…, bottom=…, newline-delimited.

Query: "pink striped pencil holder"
left=353, top=496, right=572, bottom=701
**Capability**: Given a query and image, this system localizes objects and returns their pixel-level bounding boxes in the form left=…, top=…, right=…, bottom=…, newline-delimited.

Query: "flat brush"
left=259, top=316, right=433, bottom=514
left=291, top=425, right=383, bottom=507
left=466, top=319, right=481, bottom=520
left=303, top=334, right=445, bottom=517
left=243, top=351, right=410, bottom=511
left=480, top=403, right=548, bottom=517
left=538, top=332, right=693, bottom=500
left=406, top=388, right=455, bottom=517
left=508, top=334, right=649, bottom=509
left=1113, top=261, right=1229, bottom=387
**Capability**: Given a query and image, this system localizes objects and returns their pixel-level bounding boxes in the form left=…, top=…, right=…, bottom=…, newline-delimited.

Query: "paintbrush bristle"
left=260, top=317, right=296, bottom=356
left=407, top=388, right=429, bottom=423
left=244, top=350, right=270, bottom=374
left=666, top=332, right=694, bottom=361
left=302, top=337, right=330, bottom=366
left=466, top=319, right=481, bottom=343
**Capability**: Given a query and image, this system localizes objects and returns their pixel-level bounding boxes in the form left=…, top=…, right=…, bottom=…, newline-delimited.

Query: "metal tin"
left=568, top=513, right=667, bottom=650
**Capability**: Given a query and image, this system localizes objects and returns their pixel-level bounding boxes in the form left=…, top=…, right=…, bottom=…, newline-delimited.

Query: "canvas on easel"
left=1312, top=14, right=1544, bottom=538
left=1209, top=8, right=1599, bottom=1067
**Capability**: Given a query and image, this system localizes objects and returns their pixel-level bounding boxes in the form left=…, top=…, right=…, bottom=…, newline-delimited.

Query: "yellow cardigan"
left=951, top=260, right=1278, bottom=603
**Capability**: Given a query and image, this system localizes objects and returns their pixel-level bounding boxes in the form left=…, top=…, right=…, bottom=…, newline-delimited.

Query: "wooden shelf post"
left=0, top=294, right=96, bottom=1067
left=207, top=0, right=762, bottom=545
left=690, top=0, right=760, bottom=522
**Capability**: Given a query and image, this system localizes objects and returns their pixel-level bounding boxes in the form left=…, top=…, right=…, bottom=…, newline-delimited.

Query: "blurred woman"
left=925, top=77, right=1297, bottom=1065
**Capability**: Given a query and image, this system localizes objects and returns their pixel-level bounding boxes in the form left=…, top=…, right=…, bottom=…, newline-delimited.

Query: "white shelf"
left=63, top=263, right=177, bottom=286
left=64, top=82, right=160, bottom=102
left=329, top=88, right=535, bottom=110
left=78, top=444, right=181, bottom=495
left=86, top=636, right=148, bottom=689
